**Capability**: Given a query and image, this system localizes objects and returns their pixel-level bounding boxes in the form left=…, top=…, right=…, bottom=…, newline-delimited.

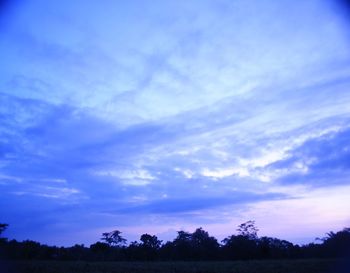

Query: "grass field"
left=1, top=259, right=348, bottom=273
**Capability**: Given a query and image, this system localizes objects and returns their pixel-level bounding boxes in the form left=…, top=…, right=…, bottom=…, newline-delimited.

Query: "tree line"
left=0, top=221, right=349, bottom=261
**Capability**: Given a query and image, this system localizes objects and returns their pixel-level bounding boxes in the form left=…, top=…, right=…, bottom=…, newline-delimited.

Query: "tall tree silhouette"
left=222, top=221, right=259, bottom=260
left=321, top=228, right=350, bottom=257
left=101, top=230, right=127, bottom=247
left=168, top=228, right=220, bottom=260
left=140, top=234, right=162, bottom=249
left=237, top=220, right=259, bottom=239
left=191, top=227, right=220, bottom=260
left=139, top=234, right=162, bottom=260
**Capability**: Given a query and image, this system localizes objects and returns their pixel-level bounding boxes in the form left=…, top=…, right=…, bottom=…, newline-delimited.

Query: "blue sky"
left=0, top=0, right=350, bottom=246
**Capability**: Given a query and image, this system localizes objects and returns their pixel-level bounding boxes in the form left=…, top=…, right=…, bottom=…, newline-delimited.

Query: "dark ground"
left=1, top=259, right=349, bottom=273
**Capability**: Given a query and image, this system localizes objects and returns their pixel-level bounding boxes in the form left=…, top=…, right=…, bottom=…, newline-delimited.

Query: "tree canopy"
left=101, top=230, right=127, bottom=247
left=0, top=223, right=8, bottom=236
left=0, top=222, right=349, bottom=261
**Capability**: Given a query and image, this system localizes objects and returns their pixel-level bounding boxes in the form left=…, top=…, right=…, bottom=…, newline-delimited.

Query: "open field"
left=1, top=259, right=348, bottom=273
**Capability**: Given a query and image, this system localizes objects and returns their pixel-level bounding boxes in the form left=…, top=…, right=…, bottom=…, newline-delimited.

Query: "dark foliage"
left=0, top=222, right=349, bottom=262
left=3, top=260, right=346, bottom=273
left=160, top=228, right=220, bottom=260
left=0, top=223, right=8, bottom=237
left=101, top=230, right=127, bottom=247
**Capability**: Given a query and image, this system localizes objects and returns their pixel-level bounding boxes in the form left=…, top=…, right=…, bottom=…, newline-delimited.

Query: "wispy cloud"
left=0, top=0, right=350, bottom=246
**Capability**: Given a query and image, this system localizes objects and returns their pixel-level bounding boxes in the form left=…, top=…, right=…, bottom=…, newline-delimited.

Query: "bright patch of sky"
left=0, top=0, right=350, bottom=246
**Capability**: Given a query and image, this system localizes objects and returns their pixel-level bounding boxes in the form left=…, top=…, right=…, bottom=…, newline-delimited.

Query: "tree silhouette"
left=1, top=222, right=349, bottom=261
left=237, top=220, right=259, bottom=240
left=168, top=228, right=220, bottom=260
left=90, top=242, right=111, bottom=260
left=140, top=234, right=162, bottom=249
left=321, top=228, right=350, bottom=257
left=0, top=223, right=8, bottom=237
left=101, top=230, right=127, bottom=247
left=222, top=221, right=260, bottom=260
left=191, top=227, right=220, bottom=260
left=138, top=234, right=162, bottom=260
left=257, top=236, right=296, bottom=259
left=0, top=223, right=8, bottom=245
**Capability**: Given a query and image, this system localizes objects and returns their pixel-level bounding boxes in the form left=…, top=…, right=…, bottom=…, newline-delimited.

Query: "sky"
left=0, top=0, right=350, bottom=247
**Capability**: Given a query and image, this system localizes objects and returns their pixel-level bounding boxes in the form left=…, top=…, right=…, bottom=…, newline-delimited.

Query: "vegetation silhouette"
left=101, top=230, right=127, bottom=247
left=0, top=221, right=349, bottom=262
left=0, top=224, right=8, bottom=237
